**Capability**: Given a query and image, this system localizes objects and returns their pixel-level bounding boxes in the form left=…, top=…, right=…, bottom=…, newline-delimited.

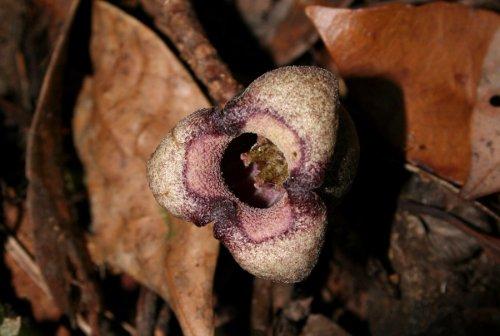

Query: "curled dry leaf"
left=26, top=0, right=102, bottom=330
left=236, top=0, right=352, bottom=65
left=73, top=2, right=218, bottom=335
left=307, top=2, right=500, bottom=191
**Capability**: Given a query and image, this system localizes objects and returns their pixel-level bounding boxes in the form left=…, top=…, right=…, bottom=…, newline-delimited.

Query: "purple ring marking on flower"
left=148, top=66, right=356, bottom=282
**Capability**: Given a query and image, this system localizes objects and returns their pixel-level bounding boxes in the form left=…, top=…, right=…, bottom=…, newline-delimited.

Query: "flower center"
left=221, top=133, right=288, bottom=208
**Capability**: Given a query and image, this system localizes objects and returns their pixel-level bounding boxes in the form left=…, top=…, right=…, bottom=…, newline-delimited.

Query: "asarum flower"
left=147, top=66, right=358, bottom=282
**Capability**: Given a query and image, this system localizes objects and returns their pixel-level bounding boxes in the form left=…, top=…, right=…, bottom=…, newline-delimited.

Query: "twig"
left=400, top=200, right=500, bottom=263
left=5, top=234, right=136, bottom=335
left=5, top=236, right=52, bottom=297
left=154, top=303, right=171, bottom=336
left=135, top=287, right=158, bottom=336
left=15, top=51, right=31, bottom=112
left=141, top=0, right=242, bottom=105
left=405, top=163, right=499, bottom=221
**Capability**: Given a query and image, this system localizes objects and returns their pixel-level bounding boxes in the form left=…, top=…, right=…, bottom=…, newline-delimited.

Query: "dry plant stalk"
left=141, top=0, right=242, bottom=104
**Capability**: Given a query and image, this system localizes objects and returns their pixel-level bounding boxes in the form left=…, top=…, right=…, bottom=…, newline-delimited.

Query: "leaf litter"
left=73, top=2, right=218, bottom=335
left=0, top=0, right=499, bottom=335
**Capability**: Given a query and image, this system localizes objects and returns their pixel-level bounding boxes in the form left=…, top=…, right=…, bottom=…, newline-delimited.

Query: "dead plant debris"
left=0, top=0, right=498, bottom=335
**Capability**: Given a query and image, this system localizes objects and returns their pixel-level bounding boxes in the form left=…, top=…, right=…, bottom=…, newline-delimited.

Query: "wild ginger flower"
left=148, top=66, right=358, bottom=282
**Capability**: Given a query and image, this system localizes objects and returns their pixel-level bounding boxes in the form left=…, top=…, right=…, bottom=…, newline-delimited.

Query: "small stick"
left=5, top=236, right=52, bottom=297
left=400, top=200, right=500, bottom=263
left=154, top=303, right=171, bottom=336
left=6, top=234, right=136, bottom=335
left=405, top=163, right=499, bottom=221
left=141, top=0, right=242, bottom=105
left=135, top=287, right=158, bottom=336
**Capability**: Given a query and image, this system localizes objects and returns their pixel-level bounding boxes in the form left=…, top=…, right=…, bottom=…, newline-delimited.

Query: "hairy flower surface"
left=148, top=66, right=357, bottom=282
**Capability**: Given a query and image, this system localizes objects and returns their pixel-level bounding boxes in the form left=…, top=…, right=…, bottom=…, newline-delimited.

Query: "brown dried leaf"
left=26, top=0, right=102, bottom=330
left=73, top=2, right=218, bottom=335
left=164, top=218, right=218, bottom=336
left=377, top=171, right=500, bottom=335
left=237, top=0, right=352, bottom=65
left=4, top=238, right=62, bottom=321
left=2, top=198, right=61, bottom=321
left=307, top=2, right=499, bottom=185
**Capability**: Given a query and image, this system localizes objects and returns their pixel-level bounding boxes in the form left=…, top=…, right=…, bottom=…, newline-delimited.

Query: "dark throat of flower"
left=221, top=133, right=289, bottom=208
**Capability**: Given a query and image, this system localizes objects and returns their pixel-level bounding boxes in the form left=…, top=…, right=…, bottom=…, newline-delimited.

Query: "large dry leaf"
left=26, top=0, right=102, bottom=330
left=73, top=2, right=218, bottom=335
left=307, top=2, right=499, bottom=188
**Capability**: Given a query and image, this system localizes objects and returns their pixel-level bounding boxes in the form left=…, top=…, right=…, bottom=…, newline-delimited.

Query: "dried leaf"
left=2, top=193, right=69, bottom=322
left=462, top=31, right=500, bottom=198
left=73, top=2, right=218, bottom=335
left=371, top=170, right=500, bottom=335
left=26, top=0, right=101, bottom=330
left=164, top=218, right=218, bottom=336
left=237, top=0, right=352, bottom=65
left=307, top=2, right=499, bottom=185
left=4, top=227, right=61, bottom=320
